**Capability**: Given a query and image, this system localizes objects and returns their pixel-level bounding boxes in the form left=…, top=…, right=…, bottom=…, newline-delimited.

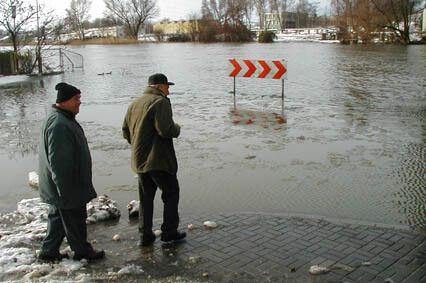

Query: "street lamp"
left=11, top=5, right=16, bottom=19
left=11, top=5, right=17, bottom=74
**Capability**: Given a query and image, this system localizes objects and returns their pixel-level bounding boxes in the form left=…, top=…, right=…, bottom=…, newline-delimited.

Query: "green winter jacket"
left=122, top=86, right=180, bottom=175
left=38, top=105, right=97, bottom=209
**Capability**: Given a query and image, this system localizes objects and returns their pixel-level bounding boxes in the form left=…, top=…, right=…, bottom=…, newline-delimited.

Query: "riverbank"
left=1, top=36, right=425, bottom=47
left=0, top=196, right=424, bottom=282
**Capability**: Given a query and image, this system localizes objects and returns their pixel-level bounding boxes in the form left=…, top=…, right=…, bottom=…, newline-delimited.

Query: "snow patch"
left=0, top=196, right=120, bottom=282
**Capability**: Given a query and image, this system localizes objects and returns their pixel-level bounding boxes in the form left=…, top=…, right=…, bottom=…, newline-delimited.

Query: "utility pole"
left=36, top=0, right=43, bottom=75
left=11, top=5, right=17, bottom=73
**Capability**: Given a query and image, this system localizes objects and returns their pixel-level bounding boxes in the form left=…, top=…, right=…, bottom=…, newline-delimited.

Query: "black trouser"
left=40, top=205, right=93, bottom=256
left=138, top=171, right=180, bottom=236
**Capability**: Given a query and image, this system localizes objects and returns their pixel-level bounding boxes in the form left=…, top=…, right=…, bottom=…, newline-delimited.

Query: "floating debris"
left=187, top=224, right=194, bottom=230
left=127, top=200, right=139, bottom=217
left=154, top=230, right=162, bottom=237
left=203, top=221, right=217, bottom=228
left=309, top=265, right=329, bottom=275
left=112, top=234, right=120, bottom=241
left=28, top=172, right=39, bottom=188
left=361, top=262, right=371, bottom=266
left=245, top=155, right=256, bottom=160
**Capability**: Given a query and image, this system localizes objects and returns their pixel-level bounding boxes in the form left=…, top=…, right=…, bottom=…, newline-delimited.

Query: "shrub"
left=258, top=30, right=276, bottom=43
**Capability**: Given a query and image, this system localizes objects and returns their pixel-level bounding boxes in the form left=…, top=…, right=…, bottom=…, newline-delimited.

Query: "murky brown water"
left=0, top=43, right=425, bottom=231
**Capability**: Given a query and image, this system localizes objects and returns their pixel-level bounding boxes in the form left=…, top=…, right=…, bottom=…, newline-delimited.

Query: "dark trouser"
left=40, top=205, right=93, bottom=256
left=138, top=171, right=180, bottom=236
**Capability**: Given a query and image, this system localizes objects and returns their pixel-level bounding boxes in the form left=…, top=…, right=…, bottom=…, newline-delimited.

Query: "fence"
left=0, top=48, right=84, bottom=75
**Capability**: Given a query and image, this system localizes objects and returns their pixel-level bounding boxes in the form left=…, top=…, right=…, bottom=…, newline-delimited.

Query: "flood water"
left=0, top=42, right=425, bottom=231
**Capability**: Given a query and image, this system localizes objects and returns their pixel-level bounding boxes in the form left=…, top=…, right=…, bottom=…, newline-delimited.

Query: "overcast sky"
left=41, top=0, right=331, bottom=22
left=42, top=0, right=202, bottom=21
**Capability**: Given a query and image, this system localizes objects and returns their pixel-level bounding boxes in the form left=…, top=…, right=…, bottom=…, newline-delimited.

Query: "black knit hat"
left=55, top=82, right=81, bottom=103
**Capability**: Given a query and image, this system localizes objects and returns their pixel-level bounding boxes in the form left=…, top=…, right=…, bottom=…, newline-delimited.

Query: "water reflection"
left=0, top=79, right=49, bottom=158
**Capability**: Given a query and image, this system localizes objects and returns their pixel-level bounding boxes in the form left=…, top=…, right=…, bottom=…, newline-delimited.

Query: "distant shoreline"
left=1, top=37, right=425, bottom=46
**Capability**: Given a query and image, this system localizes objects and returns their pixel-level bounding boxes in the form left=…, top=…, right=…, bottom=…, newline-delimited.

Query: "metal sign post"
left=233, top=76, right=236, bottom=109
left=282, top=79, right=285, bottom=115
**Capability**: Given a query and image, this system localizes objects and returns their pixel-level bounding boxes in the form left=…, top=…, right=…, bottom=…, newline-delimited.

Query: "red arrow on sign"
left=229, top=59, right=242, bottom=77
left=272, top=61, right=287, bottom=79
left=258, top=60, right=271, bottom=78
left=243, top=60, right=256, bottom=77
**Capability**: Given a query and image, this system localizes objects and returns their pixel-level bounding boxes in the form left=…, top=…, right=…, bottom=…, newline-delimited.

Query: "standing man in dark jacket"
left=123, top=73, right=186, bottom=246
left=38, top=82, right=104, bottom=261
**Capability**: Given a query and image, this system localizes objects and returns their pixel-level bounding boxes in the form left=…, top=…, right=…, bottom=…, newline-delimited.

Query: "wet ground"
left=82, top=212, right=425, bottom=282
left=2, top=202, right=424, bottom=282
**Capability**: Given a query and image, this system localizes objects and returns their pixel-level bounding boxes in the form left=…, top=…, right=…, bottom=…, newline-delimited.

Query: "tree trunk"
left=11, top=33, right=19, bottom=73
left=37, top=46, right=43, bottom=75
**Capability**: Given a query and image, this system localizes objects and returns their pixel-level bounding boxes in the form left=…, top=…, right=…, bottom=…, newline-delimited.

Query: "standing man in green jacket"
left=38, top=82, right=104, bottom=261
left=123, top=73, right=186, bottom=246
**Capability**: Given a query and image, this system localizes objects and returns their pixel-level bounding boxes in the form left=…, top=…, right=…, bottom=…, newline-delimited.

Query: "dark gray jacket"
left=122, top=86, right=180, bottom=175
left=38, top=105, right=97, bottom=209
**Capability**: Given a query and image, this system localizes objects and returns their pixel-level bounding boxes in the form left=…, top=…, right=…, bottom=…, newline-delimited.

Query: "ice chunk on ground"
left=309, top=265, right=329, bottom=275
left=127, top=199, right=139, bottom=217
left=28, top=172, right=39, bottom=188
left=86, top=195, right=121, bottom=224
left=117, top=264, right=144, bottom=276
left=203, top=221, right=217, bottom=228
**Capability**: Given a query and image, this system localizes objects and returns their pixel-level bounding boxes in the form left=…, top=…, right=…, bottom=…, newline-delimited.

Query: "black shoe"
left=38, top=253, right=69, bottom=262
left=73, top=249, right=105, bottom=261
left=161, top=231, right=186, bottom=242
left=138, top=232, right=156, bottom=247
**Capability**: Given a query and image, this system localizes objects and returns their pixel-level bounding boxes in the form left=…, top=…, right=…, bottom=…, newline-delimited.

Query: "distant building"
left=153, top=20, right=199, bottom=35
left=264, top=12, right=296, bottom=31
left=264, top=13, right=281, bottom=31
left=85, top=26, right=126, bottom=38
left=58, top=26, right=126, bottom=42
left=423, top=8, right=426, bottom=33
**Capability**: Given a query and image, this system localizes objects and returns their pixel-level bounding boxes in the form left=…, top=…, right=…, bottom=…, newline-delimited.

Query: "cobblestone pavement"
left=88, top=213, right=426, bottom=282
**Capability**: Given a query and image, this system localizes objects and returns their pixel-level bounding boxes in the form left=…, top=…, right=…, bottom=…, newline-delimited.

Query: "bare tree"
left=201, top=0, right=254, bottom=42
left=224, top=0, right=254, bottom=41
left=294, top=0, right=316, bottom=27
left=254, top=0, right=268, bottom=29
left=269, top=0, right=295, bottom=29
left=66, top=0, right=92, bottom=40
left=0, top=0, right=37, bottom=72
left=187, top=12, right=200, bottom=41
left=370, top=0, right=423, bottom=44
left=104, top=0, right=159, bottom=38
left=243, top=0, right=255, bottom=29
left=33, top=3, right=56, bottom=74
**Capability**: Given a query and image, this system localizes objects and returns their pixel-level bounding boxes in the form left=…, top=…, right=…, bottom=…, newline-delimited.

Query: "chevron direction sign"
left=229, top=59, right=287, bottom=80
